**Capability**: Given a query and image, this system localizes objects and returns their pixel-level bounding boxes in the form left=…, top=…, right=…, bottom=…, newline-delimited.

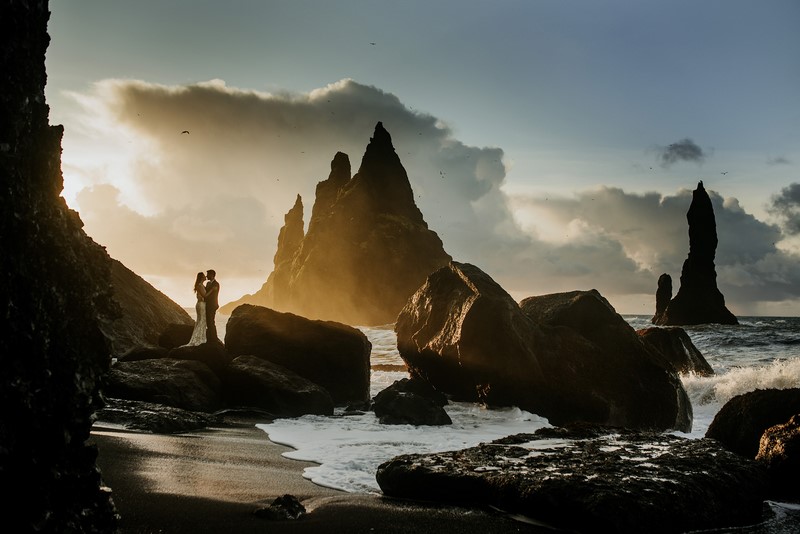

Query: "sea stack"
left=224, top=122, right=452, bottom=325
left=653, top=181, right=738, bottom=325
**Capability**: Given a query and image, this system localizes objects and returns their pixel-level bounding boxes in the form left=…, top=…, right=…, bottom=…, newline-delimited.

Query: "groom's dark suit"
left=205, top=278, right=220, bottom=342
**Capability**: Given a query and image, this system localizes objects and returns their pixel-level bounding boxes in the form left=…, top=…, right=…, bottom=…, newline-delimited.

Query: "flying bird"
left=721, top=171, right=728, bottom=175
left=181, top=130, right=190, bottom=135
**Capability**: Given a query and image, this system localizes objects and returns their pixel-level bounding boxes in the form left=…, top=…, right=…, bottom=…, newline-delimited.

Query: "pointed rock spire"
left=653, top=182, right=737, bottom=325
left=226, top=122, right=452, bottom=325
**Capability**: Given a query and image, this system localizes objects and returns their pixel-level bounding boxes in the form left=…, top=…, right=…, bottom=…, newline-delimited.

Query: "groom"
left=204, top=269, right=220, bottom=343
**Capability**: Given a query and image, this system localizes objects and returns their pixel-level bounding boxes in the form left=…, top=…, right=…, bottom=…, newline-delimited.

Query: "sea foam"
left=257, top=318, right=800, bottom=492
left=680, top=357, right=800, bottom=437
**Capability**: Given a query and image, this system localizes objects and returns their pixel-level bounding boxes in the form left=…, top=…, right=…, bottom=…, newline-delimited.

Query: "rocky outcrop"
left=756, top=414, right=800, bottom=500
left=372, top=378, right=451, bottom=426
left=105, top=359, right=223, bottom=413
left=222, top=355, right=334, bottom=417
left=0, top=2, right=118, bottom=530
left=95, top=398, right=222, bottom=434
left=223, top=123, right=452, bottom=325
left=104, top=304, right=373, bottom=420
left=396, top=262, right=692, bottom=432
left=376, top=426, right=769, bottom=533
left=99, top=259, right=194, bottom=356
left=224, top=304, right=372, bottom=404
left=637, top=326, right=714, bottom=376
left=654, top=273, right=672, bottom=318
left=706, top=388, right=800, bottom=458
left=653, top=182, right=738, bottom=325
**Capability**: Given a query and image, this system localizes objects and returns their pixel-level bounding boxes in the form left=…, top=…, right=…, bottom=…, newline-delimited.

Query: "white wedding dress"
left=186, top=298, right=207, bottom=346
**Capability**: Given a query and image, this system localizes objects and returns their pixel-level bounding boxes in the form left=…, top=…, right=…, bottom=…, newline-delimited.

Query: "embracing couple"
left=185, top=269, right=220, bottom=346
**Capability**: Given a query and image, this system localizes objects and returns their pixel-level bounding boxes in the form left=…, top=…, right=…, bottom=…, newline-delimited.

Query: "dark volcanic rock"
left=706, top=388, right=800, bottom=458
left=223, top=123, right=452, bottom=325
left=222, top=355, right=334, bottom=417
left=169, top=339, right=231, bottom=374
left=99, top=259, right=194, bottom=356
left=105, top=359, right=222, bottom=413
left=158, top=322, right=194, bottom=349
left=756, top=414, right=800, bottom=500
left=0, top=2, right=118, bottom=530
left=396, top=262, right=691, bottom=432
left=373, top=378, right=452, bottom=425
left=224, top=304, right=372, bottom=404
left=95, top=398, right=221, bottom=434
left=637, top=326, right=714, bottom=376
left=118, top=345, right=169, bottom=362
left=654, top=272, right=672, bottom=318
left=254, top=494, right=307, bottom=520
left=376, top=431, right=769, bottom=533
left=653, top=182, right=738, bottom=325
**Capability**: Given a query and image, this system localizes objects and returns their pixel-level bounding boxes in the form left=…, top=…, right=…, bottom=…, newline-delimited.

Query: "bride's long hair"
left=193, top=272, right=205, bottom=293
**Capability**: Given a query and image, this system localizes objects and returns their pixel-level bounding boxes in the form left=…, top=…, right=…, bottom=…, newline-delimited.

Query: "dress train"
left=185, top=300, right=207, bottom=346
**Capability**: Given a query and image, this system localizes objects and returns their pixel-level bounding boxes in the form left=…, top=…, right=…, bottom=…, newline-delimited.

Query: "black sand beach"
left=90, top=418, right=548, bottom=533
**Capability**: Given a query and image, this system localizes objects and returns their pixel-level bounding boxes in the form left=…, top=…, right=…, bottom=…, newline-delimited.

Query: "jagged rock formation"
left=653, top=181, right=738, bottom=325
left=223, top=123, right=452, bottom=325
left=0, top=1, right=118, bottom=530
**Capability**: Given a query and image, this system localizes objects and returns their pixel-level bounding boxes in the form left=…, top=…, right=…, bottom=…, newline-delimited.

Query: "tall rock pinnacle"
left=224, top=122, right=452, bottom=325
left=652, top=182, right=738, bottom=325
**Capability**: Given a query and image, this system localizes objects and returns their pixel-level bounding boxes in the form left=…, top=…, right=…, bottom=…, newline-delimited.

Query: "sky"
left=44, top=1, right=800, bottom=316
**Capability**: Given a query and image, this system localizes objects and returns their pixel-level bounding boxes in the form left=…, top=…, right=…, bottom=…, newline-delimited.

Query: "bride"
left=184, top=272, right=208, bottom=346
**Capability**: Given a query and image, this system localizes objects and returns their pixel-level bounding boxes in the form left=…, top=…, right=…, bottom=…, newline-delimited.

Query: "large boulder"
left=396, top=262, right=691, bottom=432
left=652, top=182, right=738, bottom=325
left=105, top=359, right=222, bottom=413
left=1, top=2, right=118, bottom=530
left=224, top=304, right=372, bottom=404
left=637, top=326, right=714, bottom=376
left=223, top=123, right=452, bottom=325
left=376, top=426, right=768, bottom=533
left=169, top=339, right=232, bottom=374
left=222, top=355, right=334, bottom=417
left=158, top=323, right=194, bottom=349
left=756, top=414, right=800, bottom=500
left=705, top=388, right=800, bottom=458
left=372, top=378, right=451, bottom=426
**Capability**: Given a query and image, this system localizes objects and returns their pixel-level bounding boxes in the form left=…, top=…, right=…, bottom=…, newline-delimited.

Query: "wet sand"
left=90, top=418, right=548, bottom=533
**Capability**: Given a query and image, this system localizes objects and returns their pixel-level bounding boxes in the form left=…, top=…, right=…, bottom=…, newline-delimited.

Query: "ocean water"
left=253, top=316, right=800, bottom=528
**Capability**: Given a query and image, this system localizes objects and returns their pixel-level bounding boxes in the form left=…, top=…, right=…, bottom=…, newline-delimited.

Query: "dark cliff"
left=653, top=182, right=738, bottom=325
left=1, top=1, right=119, bottom=530
left=224, top=123, right=452, bottom=325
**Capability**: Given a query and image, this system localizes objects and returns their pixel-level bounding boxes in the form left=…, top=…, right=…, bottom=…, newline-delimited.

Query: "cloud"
left=508, top=185, right=799, bottom=311
left=63, top=78, right=800, bottom=314
left=768, top=183, right=800, bottom=235
left=64, top=78, right=517, bottom=304
left=767, top=156, right=791, bottom=166
left=655, top=138, right=706, bottom=167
